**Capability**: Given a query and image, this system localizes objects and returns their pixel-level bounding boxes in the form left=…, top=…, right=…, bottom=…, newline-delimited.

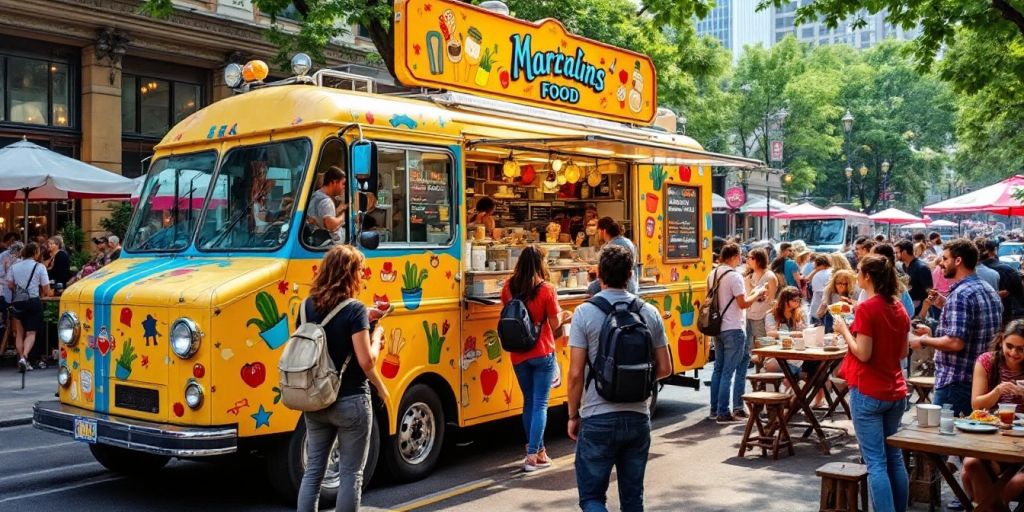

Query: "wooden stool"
left=823, top=376, right=852, bottom=420
left=907, top=376, right=935, bottom=404
left=816, top=462, right=869, bottom=512
left=738, top=391, right=794, bottom=460
left=903, top=449, right=941, bottom=512
left=747, top=372, right=785, bottom=392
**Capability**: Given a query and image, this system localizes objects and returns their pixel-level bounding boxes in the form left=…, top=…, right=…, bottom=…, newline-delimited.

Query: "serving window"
left=368, top=146, right=454, bottom=246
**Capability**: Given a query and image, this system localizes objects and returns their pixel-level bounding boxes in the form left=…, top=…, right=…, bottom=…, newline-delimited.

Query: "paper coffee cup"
left=917, top=404, right=941, bottom=427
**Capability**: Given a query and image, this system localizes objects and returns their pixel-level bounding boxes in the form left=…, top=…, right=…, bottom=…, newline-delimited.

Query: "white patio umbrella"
left=739, top=195, right=791, bottom=217
left=712, top=193, right=727, bottom=211
left=0, top=138, right=136, bottom=241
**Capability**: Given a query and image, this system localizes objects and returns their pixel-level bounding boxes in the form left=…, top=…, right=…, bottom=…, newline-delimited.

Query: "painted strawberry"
left=380, top=262, right=397, bottom=282
left=373, top=294, right=391, bottom=312
left=480, top=367, right=498, bottom=401
left=119, top=308, right=132, bottom=327
left=499, top=68, right=510, bottom=89
left=241, top=362, right=266, bottom=388
left=361, top=266, right=372, bottom=281
left=619, top=69, right=629, bottom=84
left=365, top=112, right=376, bottom=124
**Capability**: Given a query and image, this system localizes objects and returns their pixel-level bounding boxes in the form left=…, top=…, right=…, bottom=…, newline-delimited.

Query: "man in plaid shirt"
left=911, top=238, right=1003, bottom=417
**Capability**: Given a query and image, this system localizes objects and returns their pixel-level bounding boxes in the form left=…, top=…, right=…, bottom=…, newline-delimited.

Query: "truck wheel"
left=267, top=410, right=381, bottom=504
left=383, top=384, right=445, bottom=481
left=89, top=444, right=169, bottom=474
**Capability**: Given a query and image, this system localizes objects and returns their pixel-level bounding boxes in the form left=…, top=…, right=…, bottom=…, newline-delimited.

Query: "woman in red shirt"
left=834, top=254, right=910, bottom=512
left=500, top=245, right=572, bottom=472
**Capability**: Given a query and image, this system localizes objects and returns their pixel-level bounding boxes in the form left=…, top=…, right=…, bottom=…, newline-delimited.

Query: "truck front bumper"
left=33, top=400, right=237, bottom=457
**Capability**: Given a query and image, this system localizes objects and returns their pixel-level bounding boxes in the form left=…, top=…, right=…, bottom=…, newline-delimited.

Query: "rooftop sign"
left=393, top=0, right=658, bottom=124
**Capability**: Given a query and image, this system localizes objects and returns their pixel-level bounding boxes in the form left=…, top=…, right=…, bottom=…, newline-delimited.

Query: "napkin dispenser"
left=803, top=326, right=825, bottom=347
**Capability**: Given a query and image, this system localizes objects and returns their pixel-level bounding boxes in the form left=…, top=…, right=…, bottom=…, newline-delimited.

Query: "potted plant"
left=248, top=291, right=289, bottom=349
left=115, top=339, right=137, bottom=380
left=676, top=278, right=695, bottom=326
left=649, top=164, right=668, bottom=190
left=381, top=328, right=406, bottom=379
left=475, top=44, right=498, bottom=87
left=401, top=261, right=429, bottom=310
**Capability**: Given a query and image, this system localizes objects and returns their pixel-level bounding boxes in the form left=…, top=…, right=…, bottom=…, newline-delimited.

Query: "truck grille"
left=114, top=385, right=159, bottom=414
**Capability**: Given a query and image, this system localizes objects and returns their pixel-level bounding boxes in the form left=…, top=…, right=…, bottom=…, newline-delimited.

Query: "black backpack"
left=697, top=268, right=736, bottom=337
left=585, top=297, right=657, bottom=403
left=498, top=283, right=546, bottom=352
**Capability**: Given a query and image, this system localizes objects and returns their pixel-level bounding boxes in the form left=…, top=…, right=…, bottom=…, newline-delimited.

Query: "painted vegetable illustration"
left=382, top=328, right=406, bottom=379
left=401, top=261, right=429, bottom=310
left=649, top=164, right=668, bottom=189
left=483, top=329, right=501, bottom=360
left=678, top=329, right=699, bottom=366
left=249, top=291, right=289, bottom=349
left=475, top=44, right=498, bottom=86
left=676, top=278, right=695, bottom=326
left=114, top=339, right=137, bottom=380
left=480, top=367, right=498, bottom=401
left=423, top=321, right=445, bottom=365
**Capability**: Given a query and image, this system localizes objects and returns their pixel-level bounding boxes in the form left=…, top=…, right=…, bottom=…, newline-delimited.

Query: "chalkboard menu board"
left=664, top=185, right=700, bottom=261
left=409, top=170, right=449, bottom=225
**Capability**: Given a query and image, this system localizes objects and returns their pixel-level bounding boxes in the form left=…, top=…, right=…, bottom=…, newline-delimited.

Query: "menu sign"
left=664, top=185, right=700, bottom=261
left=393, top=0, right=658, bottom=124
left=409, top=169, right=449, bottom=225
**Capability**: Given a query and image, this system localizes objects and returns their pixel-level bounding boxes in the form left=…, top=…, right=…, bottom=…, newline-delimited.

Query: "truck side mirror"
left=351, top=140, right=377, bottom=193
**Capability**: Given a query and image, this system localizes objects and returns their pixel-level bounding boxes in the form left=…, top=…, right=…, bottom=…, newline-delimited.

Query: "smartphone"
left=369, top=304, right=396, bottom=327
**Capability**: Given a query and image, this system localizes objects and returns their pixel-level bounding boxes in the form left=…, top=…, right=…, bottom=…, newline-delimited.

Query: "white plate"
left=954, top=420, right=999, bottom=433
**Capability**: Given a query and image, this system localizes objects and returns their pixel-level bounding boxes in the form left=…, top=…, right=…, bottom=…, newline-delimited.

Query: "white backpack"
left=278, top=298, right=355, bottom=412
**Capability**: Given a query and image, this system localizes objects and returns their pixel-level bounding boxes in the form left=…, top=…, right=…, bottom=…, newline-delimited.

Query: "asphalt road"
left=0, top=372, right=907, bottom=512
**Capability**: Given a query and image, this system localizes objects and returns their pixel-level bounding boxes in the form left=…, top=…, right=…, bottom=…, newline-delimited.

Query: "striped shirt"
left=935, top=274, right=1003, bottom=388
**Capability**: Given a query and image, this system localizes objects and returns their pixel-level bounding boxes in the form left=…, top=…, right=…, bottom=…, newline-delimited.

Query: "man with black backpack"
left=704, top=243, right=766, bottom=424
left=567, top=245, right=671, bottom=512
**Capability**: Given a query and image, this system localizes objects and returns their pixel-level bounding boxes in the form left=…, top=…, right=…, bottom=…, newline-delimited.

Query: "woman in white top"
left=744, top=248, right=778, bottom=343
left=806, top=255, right=832, bottom=326
left=7, top=242, right=52, bottom=372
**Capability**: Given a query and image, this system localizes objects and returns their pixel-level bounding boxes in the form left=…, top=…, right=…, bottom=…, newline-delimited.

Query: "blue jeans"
left=513, top=353, right=555, bottom=455
left=850, top=388, right=909, bottom=512
left=297, top=393, right=372, bottom=512
left=934, top=381, right=973, bottom=418
left=710, top=329, right=745, bottom=417
left=575, top=411, right=651, bottom=512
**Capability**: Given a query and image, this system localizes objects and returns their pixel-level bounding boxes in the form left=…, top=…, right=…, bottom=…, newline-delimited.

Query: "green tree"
left=99, top=201, right=134, bottom=240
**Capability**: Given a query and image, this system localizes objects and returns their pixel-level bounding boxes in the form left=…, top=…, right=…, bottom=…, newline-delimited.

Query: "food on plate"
left=828, top=302, right=853, bottom=316
left=967, top=410, right=1001, bottom=425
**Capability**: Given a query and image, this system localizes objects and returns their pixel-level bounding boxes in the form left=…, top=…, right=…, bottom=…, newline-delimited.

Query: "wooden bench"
left=747, top=372, right=785, bottom=392
left=907, top=376, right=935, bottom=404
left=738, top=391, right=793, bottom=460
left=816, top=462, right=868, bottom=512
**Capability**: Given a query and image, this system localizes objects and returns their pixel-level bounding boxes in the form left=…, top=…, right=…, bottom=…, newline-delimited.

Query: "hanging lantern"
left=520, top=164, right=536, bottom=185
left=502, top=157, right=520, bottom=178
left=564, top=161, right=582, bottom=183
left=543, top=171, right=559, bottom=193
left=551, top=159, right=564, bottom=172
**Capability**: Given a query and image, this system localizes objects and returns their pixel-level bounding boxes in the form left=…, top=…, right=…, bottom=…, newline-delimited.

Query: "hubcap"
left=302, top=436, right=342, bottom=490
left=399, top=401, right=435, bottom=465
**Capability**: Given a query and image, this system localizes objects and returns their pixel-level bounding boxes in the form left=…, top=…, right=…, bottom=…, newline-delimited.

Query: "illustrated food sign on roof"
left=393, top=0, right=658, bottom=124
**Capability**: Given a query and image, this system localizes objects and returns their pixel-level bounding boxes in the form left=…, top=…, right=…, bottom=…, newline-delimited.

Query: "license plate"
left=73, top=417, right=97, bottom=444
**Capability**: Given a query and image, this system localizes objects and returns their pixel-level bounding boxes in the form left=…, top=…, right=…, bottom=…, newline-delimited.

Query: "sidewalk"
left=0, top=365, right=57, bottom=427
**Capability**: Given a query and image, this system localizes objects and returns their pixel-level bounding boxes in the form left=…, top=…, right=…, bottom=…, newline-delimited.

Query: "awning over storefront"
left=712, top=193, right=728, bottom=210
left=466, top=134, right=764, bottom=168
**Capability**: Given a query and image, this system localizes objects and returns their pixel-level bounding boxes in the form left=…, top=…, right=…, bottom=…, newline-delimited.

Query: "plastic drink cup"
left=999, top=403, right=1017, bottom=425
left=940, top=407, right=955, bottom=434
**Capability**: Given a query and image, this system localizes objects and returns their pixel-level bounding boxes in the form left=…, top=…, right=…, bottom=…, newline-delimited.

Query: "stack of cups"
left=939, top=404, right=955, bottom=434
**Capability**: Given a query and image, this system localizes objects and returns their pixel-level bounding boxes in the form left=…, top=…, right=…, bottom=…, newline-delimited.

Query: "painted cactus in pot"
left=249, top=291, right=289, bottom=349
left=401, top=261, right=429, bottom=310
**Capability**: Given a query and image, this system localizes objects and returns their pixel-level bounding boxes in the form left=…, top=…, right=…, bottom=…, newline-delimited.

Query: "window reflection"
left=174, top=84, right=200, bottom=124
left=140, top=78, right=170, bottom=137
left=122, top=75, right=137, bottom=133
left=8, top=57, right=48, bottom=125
left=51, top=63, right=69, bottom=127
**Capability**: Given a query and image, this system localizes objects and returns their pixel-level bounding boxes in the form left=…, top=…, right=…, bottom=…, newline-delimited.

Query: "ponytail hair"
left=858, top=254, right=897, bottom=301
left=987, top=320, right=1024, bottom=392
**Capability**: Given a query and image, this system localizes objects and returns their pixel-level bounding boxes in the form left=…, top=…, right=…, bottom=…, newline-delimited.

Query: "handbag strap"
left=15, top=263, right=40, bottom=297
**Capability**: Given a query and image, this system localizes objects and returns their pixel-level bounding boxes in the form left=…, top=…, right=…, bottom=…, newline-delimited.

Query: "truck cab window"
left=302, top=139, right=349, bottom=248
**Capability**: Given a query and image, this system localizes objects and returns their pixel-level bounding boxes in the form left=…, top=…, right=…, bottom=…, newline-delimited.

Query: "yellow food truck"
left=33, top=0, right=760, bottom=501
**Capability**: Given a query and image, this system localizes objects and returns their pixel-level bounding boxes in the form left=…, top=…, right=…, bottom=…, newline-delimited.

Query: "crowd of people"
left=0, top=233, right=120, bottom=372
left=708, top=230, right=1024, bottom=511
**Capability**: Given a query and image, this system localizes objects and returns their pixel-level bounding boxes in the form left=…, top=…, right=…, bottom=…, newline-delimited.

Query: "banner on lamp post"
left=770, top=140, right=783, bottom=162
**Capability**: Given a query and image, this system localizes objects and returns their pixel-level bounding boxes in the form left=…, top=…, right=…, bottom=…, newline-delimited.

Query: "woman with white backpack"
left=295, top=245, right=389, bottom=512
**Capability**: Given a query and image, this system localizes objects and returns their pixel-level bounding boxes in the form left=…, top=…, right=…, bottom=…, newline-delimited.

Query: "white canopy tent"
left=0, top=138, right=136, bottom=241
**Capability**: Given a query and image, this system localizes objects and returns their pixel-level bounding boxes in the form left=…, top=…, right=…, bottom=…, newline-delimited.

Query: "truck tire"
left=382, top=384, right=445, bottom=481
left=267, top=408, right=381, bottom=504
left=89, top=444, right=170, bottom=474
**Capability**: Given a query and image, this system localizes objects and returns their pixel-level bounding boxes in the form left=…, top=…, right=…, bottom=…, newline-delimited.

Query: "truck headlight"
left=57, top=312, right=80, bottom=346
left=184, top=380, right=204, bottom=409
left=170, top=318, right=201, bottom=359
left=58, top=365, right=71, bottom=387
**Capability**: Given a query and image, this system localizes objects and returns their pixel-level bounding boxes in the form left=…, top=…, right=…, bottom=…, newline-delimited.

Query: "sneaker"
left=535, top=449, right=552, bottom=468
left=523, top=455, right=539, bottom=473
left=947, top=499, right=964, bottom=510
left=733, top=409, right=748, bottom=419
left=707, top=413, right=719, bottom=421
left=716, top=414, right=738, bottom=424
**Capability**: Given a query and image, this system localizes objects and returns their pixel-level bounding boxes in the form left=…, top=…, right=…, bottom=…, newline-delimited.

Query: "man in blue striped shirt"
left=911, top=239, right=1003, bottom=416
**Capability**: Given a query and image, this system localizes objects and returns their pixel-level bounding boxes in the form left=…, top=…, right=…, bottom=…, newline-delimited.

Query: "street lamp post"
left=842, top=110, right=854, bottom=201
left=880, top=160, right=890, bottom=208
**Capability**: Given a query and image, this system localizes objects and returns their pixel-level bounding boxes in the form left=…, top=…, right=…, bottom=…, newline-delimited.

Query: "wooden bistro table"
left=888, top=425, right=1024, bottom=511
left=752, top=345, right=848, bottom=454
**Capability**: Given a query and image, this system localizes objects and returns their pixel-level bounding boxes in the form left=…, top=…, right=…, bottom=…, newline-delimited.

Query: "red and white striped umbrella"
left=869, top=207, right=922, bottom=225
left=922, top=175, right=1024, bottom=216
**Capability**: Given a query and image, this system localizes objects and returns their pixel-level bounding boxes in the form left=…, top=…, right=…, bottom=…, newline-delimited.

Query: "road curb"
left=0, top=416, right=33, bottom=429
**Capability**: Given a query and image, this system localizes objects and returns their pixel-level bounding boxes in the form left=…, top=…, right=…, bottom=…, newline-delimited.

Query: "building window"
left=356, top=24, right=372, bottom=39
left=802, top=27, right=815, bottom=38
left=1, top=55, right=73, bottom=128
left=122, top=74, right=202, bottom=138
